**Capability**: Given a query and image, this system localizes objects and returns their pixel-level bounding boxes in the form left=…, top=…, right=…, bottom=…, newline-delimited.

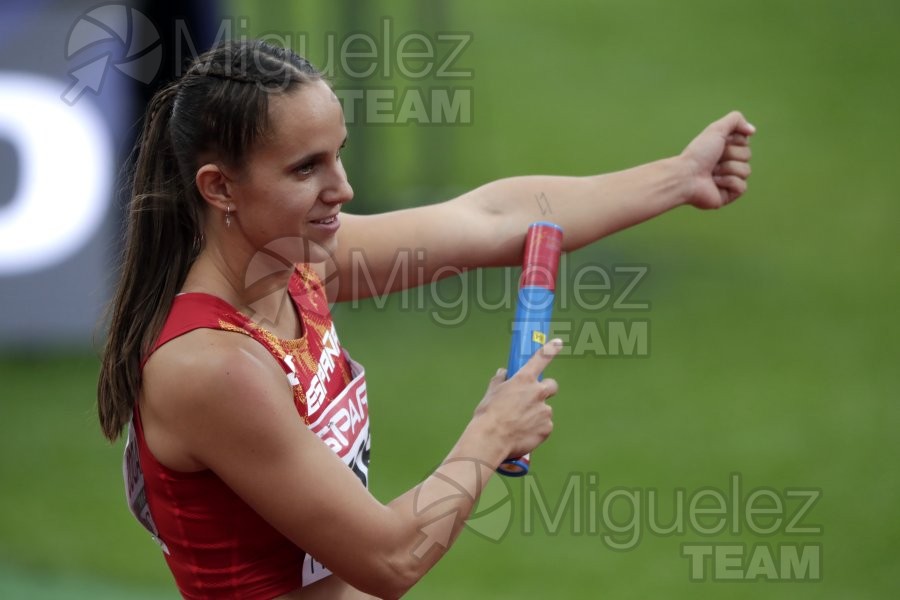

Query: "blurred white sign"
left=0, top=72, right=112, bottom=275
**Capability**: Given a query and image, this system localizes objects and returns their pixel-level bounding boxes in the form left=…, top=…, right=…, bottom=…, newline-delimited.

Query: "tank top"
left=122, top=265, right=370, bottom=599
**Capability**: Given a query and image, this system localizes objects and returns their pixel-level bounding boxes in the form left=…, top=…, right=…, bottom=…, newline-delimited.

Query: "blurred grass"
left=1, top=0, right=898, bottom=597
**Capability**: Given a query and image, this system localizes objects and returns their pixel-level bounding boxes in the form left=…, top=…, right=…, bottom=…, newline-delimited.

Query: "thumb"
left=518, top=338, right=564, bottom=380
left=708, top=110, right=756, bottom=137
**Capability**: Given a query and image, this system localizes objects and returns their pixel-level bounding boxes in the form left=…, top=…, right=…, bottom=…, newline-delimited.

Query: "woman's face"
left=230, top=79, right=353, bottom=262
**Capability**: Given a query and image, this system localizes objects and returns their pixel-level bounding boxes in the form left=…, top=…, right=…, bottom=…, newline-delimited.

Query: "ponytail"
left=97, top=39, right=322, bottom=441
left=97, top=82, right=202, bottom=440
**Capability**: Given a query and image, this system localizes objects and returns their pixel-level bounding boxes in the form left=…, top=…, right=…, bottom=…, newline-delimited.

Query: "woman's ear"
left=195, top=163, right=233, bottom=211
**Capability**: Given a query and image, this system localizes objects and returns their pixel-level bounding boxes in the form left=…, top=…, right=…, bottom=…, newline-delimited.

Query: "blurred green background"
left=2, top=0, right=898, bottom=598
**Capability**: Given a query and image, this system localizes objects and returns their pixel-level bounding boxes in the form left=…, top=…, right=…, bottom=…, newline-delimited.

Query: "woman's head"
left=144, top=38, right=338, bottom=245
left=171, top=39, right=322, bottom=171
left=98, top=39, right=344, bottom=441
left=192, top=65, right=353, bottom=262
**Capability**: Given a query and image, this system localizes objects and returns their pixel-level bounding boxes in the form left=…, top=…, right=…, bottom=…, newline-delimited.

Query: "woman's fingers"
left=723, top=144, right=752, bottom=161
left=714, top=160, right=752, bottom=178
left=726, top=132, right=750, bottom=146
left=540, top=377, right=559, bottom=399
left=713, top=175, right=748, bottom=200
left=517, top=339, right=563, bottom=381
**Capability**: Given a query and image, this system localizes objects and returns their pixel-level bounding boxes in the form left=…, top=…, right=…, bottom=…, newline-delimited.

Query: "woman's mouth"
left=308, top=214, right=340, bottom=232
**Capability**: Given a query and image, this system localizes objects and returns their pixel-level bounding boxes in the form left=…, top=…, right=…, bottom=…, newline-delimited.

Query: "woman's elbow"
left=352, top=547, right=426, bottom=599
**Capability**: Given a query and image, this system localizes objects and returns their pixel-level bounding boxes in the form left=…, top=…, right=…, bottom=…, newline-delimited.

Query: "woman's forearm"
left=376, top=417, right=507, bottom=595
left=457, top=111, right=754, bottom=266
left=463, top=156, right=692, bottom=262
left=366, top=345, right=558, bottom=598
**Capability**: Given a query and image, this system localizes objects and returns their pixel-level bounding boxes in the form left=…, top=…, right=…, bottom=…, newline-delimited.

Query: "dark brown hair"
left=98, top=40, right=321, bottom=440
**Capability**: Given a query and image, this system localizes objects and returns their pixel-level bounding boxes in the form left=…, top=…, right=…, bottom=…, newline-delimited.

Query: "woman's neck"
left=181, top=241, right=301, bottom=339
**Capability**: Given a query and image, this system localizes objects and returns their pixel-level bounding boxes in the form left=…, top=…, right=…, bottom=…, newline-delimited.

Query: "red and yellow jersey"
left=123, top=265, right=370, bottom=599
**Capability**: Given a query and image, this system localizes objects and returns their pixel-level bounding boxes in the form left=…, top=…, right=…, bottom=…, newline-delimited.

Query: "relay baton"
left=497, top=221, right=563, bottom=477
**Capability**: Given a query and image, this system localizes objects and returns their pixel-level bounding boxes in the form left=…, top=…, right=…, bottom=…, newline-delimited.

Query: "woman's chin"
left=305, top=237, right=337, bottom=264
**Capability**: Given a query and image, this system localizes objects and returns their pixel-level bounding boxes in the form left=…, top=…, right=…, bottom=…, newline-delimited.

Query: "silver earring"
left=225, top=206, right=232, bottom=229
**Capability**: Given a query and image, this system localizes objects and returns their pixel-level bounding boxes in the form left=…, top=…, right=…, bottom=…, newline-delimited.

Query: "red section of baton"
left=520, top=224, right=563, bottom=291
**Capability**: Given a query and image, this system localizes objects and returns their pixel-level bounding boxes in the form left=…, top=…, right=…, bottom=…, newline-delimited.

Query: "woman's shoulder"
left=147, top=326, right=281, bottom=388
left=140, top=327, right=294, bottom=470
left=144, top=328, right=287, bottom=416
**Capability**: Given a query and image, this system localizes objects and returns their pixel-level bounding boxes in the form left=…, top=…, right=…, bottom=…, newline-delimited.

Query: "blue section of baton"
left=499, top=457, right=530, bottom=477
left=506, top=286, right=555, bottom=380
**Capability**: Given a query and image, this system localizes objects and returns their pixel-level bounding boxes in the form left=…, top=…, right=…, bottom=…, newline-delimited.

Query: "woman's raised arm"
left=332, top=111, right=754, bottom=302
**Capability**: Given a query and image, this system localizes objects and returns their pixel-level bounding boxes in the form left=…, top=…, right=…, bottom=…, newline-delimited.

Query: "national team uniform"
left=123, top=265, right=371, bottom=599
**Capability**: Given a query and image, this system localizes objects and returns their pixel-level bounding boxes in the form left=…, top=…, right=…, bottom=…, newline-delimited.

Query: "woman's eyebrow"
left=285, top=135, right=349, bottom=169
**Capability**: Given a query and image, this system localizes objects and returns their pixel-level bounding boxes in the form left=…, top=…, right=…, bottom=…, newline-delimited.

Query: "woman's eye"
left=296, top=163, right=314, bottom=175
